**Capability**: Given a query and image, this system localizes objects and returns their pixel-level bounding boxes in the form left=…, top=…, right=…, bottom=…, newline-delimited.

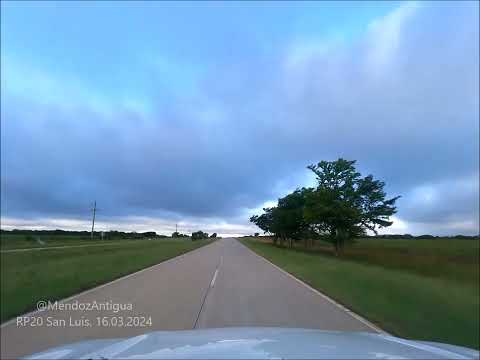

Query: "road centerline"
left=210, top=268, right=219, bottom=288
left=193, top=249, right=223, bottom=329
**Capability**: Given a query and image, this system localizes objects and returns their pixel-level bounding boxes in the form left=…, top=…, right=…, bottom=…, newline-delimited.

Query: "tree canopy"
left=191, top=231, right=209, bottom=240
left=250, top=159, right=400, bottom=254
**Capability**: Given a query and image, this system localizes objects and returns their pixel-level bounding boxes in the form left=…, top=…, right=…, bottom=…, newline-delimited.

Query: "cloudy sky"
left=1, top=1, right=478, bottom=236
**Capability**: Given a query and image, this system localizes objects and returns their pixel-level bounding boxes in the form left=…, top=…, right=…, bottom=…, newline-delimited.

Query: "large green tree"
left=275, top=189, right=309, bottom=247
left=250, top=189, right=309, bottom=247
left=304, top=159, right=399, bottom=255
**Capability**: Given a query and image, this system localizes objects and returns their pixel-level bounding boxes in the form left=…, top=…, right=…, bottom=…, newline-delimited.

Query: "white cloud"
left=366, top=2, right=419, bottom=73
left=387, top=217, right=479, bottom=236
left=378, top=216, right=409, bottom=234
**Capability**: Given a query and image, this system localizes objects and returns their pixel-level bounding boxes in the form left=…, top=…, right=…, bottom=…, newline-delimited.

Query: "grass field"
left=0, top=233, right=173, bottom=250
left=1, top=238, right=212, bottom=323
left=1, top=233, right=93, bottom=250
left=241, top=237, right=479, bottom=349
left=257, top=237, right=479, bottom=286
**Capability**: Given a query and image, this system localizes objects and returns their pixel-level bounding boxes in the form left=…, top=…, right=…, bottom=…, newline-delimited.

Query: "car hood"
left=24, top=327, right=479, bottom=359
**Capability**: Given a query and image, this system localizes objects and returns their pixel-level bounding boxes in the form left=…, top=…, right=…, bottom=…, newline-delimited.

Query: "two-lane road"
left=1, top=238, right=379, bottom=358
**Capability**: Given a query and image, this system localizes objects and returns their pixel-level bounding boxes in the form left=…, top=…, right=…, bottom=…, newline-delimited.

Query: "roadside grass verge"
left=347, top=238, right=478, bottom=285
left=1, top=239, right=212, bottom=323
left=240, top=238, right=479, bottom=350
left=0, top=234, right=190, bottom=250
left=1, top=234, right=97, bottom=250
left=254, top=237, right=479, bottom=286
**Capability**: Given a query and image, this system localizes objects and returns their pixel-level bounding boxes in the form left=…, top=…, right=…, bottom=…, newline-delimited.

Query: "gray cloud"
left=1, top=2, right=479, bottom=235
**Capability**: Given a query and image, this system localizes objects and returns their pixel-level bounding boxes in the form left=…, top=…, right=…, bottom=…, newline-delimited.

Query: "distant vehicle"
left=24, top=327, right=479, bottom=359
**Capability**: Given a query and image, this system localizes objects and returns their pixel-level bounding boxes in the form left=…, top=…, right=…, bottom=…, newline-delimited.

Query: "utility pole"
left=175, top=223, right=178, bottom=233
left=91, top=201, right=97, bottom=240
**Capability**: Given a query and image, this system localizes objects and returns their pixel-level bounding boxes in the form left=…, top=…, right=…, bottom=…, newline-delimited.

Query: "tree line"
left=2, top=229, right=221, bottom=241
left=250, top=159, right=400, bottom=255
left=190, top=231, right=217, bottom=240
left=1, top=229, right=163, bottom=239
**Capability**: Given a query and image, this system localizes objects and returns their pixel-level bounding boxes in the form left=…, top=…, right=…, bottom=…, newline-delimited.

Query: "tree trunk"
left=335, top=229, right=347, bottom=256
left=331, top=229, right=339, bottom=256
left=339, top=236, right=345, bottom=253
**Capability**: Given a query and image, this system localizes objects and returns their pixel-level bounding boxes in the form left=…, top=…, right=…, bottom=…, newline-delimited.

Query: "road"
left=1, top=238, right=379, bottom=358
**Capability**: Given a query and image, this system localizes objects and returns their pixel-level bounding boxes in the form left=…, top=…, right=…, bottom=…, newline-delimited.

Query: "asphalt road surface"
left=1, top=238, right=379, bottom=358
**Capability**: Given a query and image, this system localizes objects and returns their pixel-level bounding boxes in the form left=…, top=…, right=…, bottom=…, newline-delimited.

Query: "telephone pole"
left=91, top=201, right=97, bottom=240
left=175, top=223, right=178, bottom=233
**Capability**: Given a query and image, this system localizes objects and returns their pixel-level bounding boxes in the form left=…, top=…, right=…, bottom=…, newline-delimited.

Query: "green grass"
left=0, top=234, right=180, bottom=250
left=241, top=237, right=479, bottom=350
left=1, top=238, right=212, bottom=323
left=348, top=238, right=479, bottom=285
left=1, top=234, right=93, bottom=249
left=271, top=237, right=479, bottom=286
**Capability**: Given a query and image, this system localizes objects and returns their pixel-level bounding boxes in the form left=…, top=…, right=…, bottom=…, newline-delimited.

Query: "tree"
left=250, top=189, right=309, bottom=248
left=274, top=189, right=309, bottom=248
left=304, top=159, right=399, bottom=255
left=25, top=234, right=35, bottom=242
left=192, top=231, right=209, bottom=240
left=172, top=231, right=189, bottom=238
left=210, top=233, right=217, bottom=238
left=254, top=233, right=259, bottom=237
left=142, top=231, right=157, bottom=238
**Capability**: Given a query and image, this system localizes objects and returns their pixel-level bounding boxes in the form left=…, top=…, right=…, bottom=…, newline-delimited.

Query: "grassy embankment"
left=1, top=238, right=212, bottom=322
left=241, top=237, right=479, bottom=349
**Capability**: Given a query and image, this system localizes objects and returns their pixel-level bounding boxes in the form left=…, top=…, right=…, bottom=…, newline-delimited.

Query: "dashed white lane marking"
left=210, top=268, right=219, bottom=288
left=194, top=248, right=223, bottom=328
left=211, top=247, right=224, bottom=288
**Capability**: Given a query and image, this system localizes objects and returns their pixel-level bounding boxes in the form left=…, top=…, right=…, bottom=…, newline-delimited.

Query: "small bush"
left=25, top=235, right=35, bottom=242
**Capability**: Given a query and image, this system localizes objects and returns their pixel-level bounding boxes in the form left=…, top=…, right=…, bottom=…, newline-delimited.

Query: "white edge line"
left=1, top=240, right=218, bottom=328
left=236, top=238, right=388, bottom=335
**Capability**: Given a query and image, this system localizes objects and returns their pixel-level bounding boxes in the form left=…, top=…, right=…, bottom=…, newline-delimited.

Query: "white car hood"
left=24, top=327, right=479, bottom=359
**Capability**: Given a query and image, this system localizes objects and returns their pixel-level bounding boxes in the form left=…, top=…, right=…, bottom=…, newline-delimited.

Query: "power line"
left=91, top=201, right=97, bottom=240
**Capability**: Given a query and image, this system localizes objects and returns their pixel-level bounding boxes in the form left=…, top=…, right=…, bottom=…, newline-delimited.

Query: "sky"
left=1, top=1, right=479, bottom=237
